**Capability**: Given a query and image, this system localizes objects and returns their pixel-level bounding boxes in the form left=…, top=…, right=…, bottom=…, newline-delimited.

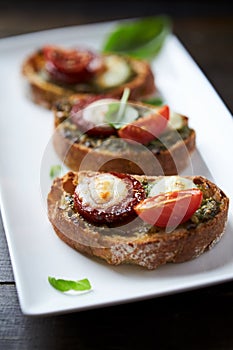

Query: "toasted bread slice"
left=52, top=97, right=196, bottom=175
left=21, top=48, right=156, bottom=109
left=47, top=171, right=229, bottom=270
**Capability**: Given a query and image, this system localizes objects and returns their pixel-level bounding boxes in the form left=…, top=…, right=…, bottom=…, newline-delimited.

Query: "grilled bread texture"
left=47, top=171, right=229, bottom=270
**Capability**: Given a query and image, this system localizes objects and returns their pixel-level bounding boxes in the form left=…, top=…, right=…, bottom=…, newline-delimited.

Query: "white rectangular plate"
left=0, top=21, right=232, bottom=316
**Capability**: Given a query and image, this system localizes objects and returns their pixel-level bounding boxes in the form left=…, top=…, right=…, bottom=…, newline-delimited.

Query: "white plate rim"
left=0, top=20, right=232, bottom=316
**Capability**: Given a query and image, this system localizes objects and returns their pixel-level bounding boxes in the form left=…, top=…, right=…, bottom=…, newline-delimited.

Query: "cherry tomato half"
left=42, top=45, right=104, bottom=84
left=134, top=188, right=203, bottom=228
left=117, top=105, right=169, bottom=145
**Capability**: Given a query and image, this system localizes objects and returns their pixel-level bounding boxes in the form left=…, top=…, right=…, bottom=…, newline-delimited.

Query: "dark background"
left=0, top=2, right=233, bottom=349
left=1, top=0, right=233, bottom=22
left=1, top=1, right=232, bottom=113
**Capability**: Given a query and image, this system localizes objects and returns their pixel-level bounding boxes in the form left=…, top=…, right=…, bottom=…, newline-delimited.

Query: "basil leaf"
left=115, top=87, right=130, bottom=120
left=105, top=87, right=130, bottom=126
left=105, top=87, right=138, bottom=128
left=102, top=16, right=171, bottom=60
left=48, top=276, right=92, bottom=292
left=104, top=103, right=120, bottom=126
left=49, top=165, right=62, bottom=179
left=142, top=97, right=164, bottom=106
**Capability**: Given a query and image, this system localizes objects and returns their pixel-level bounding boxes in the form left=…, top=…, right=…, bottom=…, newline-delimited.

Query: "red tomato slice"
left=118, top=105, right=169, bottom=145
left=134, top=188, right=203, bottom=228
left=42, top=46, right=104, bottom=84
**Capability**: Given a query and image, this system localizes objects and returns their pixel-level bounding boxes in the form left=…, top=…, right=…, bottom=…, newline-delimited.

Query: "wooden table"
left=1, top=3, right=233, bottom=349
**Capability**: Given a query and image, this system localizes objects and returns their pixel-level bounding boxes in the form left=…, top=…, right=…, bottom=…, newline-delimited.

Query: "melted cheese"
left=95, top=55, right=131, bottom=88
left=149, top=176, right=197, bottom=197
left=168, top=111, right=184, bottom=130
left=82, top=98, right=118, bottom=124
left=150, top=107, right=184, bottom=131
left=76, top=173, right=128, bottom=209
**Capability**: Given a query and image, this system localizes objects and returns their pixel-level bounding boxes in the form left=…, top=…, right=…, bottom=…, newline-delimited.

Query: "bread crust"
left=21, top=50, right=156, bottom=109
left=53, top=124, right=196, bottom=176
left=47, top=172, right=229, bottom=270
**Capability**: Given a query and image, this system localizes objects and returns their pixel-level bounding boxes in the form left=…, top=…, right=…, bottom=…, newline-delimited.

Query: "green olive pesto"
left=141, top=179, right=154, bottom=197
left=58, top=112, right=193, bottom=153
left=147, top=125, right=191, bottom=153
left=190, top=197, right=220, bottom=225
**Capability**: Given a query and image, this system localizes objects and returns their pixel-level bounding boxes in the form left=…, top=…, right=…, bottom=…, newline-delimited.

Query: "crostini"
left=21, top=45, right=156, bottom=109
left=47, top=171, right=229, bottom=270
left=52, top=93, right=196, bottom=175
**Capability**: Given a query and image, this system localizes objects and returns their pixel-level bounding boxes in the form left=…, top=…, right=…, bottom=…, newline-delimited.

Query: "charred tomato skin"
left=74, top=172, right=146, bottom=226
left=42, top=45, right=105, bottom=84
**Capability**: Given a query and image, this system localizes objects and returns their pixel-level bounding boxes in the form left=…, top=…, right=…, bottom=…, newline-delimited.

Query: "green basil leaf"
left=104, top=103, right=120, bottom=126
left=141, top=97, right=164, bottom=106
left=49, top=165, right=62, bottom=179
left=105, top=87, right=129, bottom=126
left=102, top=16, right=171, bottom=60
left=48, top=276, right=92, bottom=292
left=104, top=87, right=139, bottom=128
left=106, top=104, right=139, bottom=129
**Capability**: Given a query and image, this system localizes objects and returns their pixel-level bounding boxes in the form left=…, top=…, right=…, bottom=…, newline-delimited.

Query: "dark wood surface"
left=0, top=3, right=233, bottom=349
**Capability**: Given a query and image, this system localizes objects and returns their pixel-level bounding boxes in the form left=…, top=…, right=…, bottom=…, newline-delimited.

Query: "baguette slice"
left=21, top=48, right=156, bottom=109
left=47, top=171, right=229, bottom=270
left=52, top=97, right=196, bottom=175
